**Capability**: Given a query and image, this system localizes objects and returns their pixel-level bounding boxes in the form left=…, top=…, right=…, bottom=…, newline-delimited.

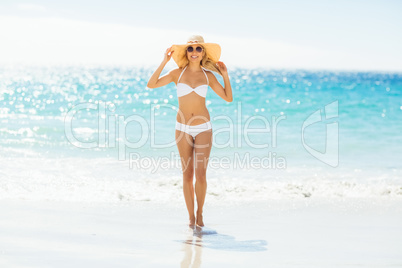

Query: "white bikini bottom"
left=175, top=121, right=212, bottom=138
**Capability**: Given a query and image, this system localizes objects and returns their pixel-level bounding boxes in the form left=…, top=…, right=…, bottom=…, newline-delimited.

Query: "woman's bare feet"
left=196, top=211, right=204, bottom=227
left=189, top=216, right=196, bottom=227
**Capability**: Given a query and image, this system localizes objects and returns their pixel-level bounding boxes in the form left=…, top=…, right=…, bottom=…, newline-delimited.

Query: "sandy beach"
left=1, top=199, right=401, bottom=267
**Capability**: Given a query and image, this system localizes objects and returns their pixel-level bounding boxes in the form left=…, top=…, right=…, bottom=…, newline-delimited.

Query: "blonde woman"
left=147, top=35, right=232, bottom=227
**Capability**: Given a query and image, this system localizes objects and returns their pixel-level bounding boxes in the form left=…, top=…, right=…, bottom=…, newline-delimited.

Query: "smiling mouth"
left=191, top=56, right=198, bottom=59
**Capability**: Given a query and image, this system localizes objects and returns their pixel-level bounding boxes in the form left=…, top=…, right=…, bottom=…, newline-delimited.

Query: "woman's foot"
left=189, top=216, right=196, bottom=227
left=196, top=212, right=204, bottom=227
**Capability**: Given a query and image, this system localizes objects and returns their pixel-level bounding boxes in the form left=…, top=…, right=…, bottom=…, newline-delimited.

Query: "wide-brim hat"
left=171, top=35, right=221, bottom=68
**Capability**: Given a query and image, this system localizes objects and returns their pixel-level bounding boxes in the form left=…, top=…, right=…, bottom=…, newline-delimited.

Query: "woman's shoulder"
left=168, top=67, right=183, bottom=75
left=168, top=67, right=181, bottom=72
left=165, top=68, right=181, bottom=78
left=204, top=69, right=216, bottom=79
left=167, top=68, right=183, bottom=84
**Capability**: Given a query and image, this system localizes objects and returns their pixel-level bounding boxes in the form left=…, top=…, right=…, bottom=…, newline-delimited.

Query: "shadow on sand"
left=177, top=226, right=267, bottom=267
left=178, top=225, right=267, bottom=252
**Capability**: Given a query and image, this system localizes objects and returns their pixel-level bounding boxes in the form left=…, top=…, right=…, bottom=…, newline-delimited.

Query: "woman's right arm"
left=147, top=47, right=175, bottom=89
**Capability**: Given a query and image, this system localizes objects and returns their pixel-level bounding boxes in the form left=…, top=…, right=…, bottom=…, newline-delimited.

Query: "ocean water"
left=1, top=66, right=401, bottom=204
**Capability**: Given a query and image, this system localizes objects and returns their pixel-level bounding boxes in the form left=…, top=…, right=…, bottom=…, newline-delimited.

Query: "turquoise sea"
left=1, top=66, right=401, bottom=203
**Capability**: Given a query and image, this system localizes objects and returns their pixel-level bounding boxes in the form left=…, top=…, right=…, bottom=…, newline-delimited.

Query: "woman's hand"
left=216, top=61, right=228, bottom=75
left=163, top=46, right=174, bottom=63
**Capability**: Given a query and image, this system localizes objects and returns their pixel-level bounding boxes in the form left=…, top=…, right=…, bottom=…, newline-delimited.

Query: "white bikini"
left=175, top=65, right=212, bottom=138
left=176, top=65, right=209, bottom=98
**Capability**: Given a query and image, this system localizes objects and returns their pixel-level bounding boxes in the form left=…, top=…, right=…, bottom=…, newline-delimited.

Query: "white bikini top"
left=177, top=65, right=209, bottom=98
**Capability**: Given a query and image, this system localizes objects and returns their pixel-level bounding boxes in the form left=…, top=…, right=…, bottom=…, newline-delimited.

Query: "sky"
left=0, top=0, right=401, bottom=71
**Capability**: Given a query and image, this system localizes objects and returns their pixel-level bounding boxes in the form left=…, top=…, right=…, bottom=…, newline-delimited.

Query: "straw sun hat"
left=171, top=35, right=221, bottom=68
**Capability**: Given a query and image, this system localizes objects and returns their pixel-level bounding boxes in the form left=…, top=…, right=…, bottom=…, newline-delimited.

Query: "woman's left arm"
left=208, top=61, right=233, bottom=102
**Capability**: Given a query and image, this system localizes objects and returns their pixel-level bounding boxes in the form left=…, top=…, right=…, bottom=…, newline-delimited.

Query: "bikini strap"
left=201, top=67, right=209, bottom=86
left=177, top=65, right=188, bottom=83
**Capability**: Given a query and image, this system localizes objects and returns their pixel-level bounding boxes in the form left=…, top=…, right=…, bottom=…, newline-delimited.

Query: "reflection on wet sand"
left=179, top=226, right=267, bottom=267
left=180, top=229, right=202, bottom=268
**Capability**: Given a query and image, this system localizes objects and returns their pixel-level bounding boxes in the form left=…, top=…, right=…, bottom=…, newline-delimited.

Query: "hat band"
left=187, top=40, right=203, bottom=44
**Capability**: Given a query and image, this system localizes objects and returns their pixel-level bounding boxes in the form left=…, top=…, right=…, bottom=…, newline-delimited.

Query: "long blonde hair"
left=201, top=56, right=222, bottom=76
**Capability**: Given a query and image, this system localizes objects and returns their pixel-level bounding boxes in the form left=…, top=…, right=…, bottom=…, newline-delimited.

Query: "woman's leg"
left=175, top=129, right=195, bottom=226
left=193, top=129, right=213, bottom=227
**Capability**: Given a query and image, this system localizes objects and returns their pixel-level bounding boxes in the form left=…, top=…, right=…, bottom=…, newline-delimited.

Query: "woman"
left=147, top=35, right=232, bottom=227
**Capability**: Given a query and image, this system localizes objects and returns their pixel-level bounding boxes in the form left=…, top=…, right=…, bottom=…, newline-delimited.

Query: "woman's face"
left=186, top=45, right=205, bottom=63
